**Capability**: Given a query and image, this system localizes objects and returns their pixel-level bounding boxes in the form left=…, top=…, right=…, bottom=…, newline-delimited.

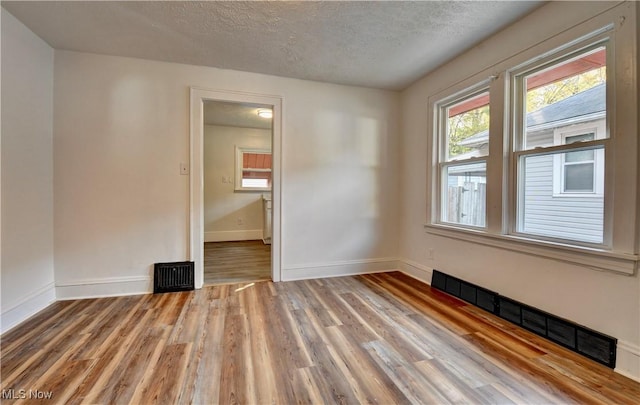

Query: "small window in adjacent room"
left=235, top=147, right=272, bottom=191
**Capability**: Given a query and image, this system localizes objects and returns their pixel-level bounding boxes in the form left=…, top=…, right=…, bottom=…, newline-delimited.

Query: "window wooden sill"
left=424, top=223, right=638, bottom=275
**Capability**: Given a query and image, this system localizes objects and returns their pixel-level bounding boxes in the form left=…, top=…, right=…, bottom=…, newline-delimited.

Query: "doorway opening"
left=203, top=100, right=273, bottom=285
left=190, top=89, right=282, bottom=288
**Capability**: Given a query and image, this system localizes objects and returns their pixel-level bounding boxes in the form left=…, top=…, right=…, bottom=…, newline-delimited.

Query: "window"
left=427, top=14, right=639, bottom=275
left=552, top=123, right=605, bottom=197
left=436, top=89, right=490, bottom=228
left=235, top=147, right=272, bottom=191
left=562, top=133, right=596, bottom=193
left=513, top=44, right=607, bottom=244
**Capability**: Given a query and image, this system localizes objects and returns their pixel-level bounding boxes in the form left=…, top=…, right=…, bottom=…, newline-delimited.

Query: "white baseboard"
left=56, top=276, right=151, bottom=300
left=1, top=282, right=56, bottom=334
left=616, top=340, right=640, bottom=382
left=282, top=257, right=399, bottom=281
left=399, top=259, right=433, bottom=285
left=204, top=230, right=263, bottom=242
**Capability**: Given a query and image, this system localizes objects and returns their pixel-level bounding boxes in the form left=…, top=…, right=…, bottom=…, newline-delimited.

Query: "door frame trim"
left=189, top=87, right=283, bottom=287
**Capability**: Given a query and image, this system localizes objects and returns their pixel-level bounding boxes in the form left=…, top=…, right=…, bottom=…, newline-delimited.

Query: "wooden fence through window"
left=446, top=182, right=486, bottom=227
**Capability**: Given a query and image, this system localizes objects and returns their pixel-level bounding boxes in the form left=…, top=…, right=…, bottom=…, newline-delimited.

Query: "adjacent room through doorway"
left=202, top=100, right=273, bottom=285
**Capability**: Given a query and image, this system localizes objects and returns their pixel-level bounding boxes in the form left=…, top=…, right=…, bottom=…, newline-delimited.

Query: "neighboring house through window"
left=553, top=120, right=605, bottom=197
left=514, top=46, right=607, bottom=244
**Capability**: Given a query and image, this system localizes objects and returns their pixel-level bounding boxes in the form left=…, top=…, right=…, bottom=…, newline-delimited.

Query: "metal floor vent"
left=431, top=269, right=617, bottom=369
left=154, top=261, right=195, bottom=294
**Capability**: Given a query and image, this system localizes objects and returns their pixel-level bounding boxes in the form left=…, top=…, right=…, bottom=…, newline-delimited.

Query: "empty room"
left=1, top=1, right=639, bottom=404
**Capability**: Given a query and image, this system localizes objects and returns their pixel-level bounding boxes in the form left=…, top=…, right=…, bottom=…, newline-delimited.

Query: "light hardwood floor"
left=204, top=240, right=271, bottom=285
left=1, top=272, right=639, bottom=404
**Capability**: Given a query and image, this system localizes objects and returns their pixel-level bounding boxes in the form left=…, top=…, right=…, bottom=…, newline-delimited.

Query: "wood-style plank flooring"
left=1, top=272, right=639, bottom=404
left=204, top=240, right=271, bottom=285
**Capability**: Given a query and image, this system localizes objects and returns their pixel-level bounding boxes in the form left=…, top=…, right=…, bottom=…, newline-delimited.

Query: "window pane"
left=243, top=152, right=272, bottom=169
left=442, top=162, right=486, bottom=227
left=237, top=148, right=272, bottom=190
left=519, top=152, right=603, bottom=244
left=242, top=178, right=270, bottom=188
left=522, top=47, right=606, bottom=150
left=445, top=92, right=490, bottom=161
left=564, top=133, right=595, bottom=162
left=565, top=149, right=594, bottom=163
left=564, top=163, right=594, bottom=192
left=566, top=133, right=595, bottom=144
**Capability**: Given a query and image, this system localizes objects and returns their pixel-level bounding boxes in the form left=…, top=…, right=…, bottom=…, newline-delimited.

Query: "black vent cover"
left=430, top=269, right=616, bottom=368
left=154, top=261, right=195, bottom=293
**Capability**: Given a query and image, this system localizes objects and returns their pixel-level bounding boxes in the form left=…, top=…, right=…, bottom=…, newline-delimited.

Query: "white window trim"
left=424, top=223, right=637, bottom=275
left=511, top=39, right=610, bottom=247
left=425, top=6, right=639, bottom=276
left=434, top=83, right=491, bottom=230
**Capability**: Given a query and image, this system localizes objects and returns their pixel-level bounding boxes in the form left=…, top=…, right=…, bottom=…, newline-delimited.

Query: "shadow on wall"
left=284, top=108, right=398, bottom=264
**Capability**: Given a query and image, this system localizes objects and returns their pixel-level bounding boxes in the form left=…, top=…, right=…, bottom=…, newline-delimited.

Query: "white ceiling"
left=204, top=101, right=272, bottom=129
left=2, top=0, right=543, bottom=91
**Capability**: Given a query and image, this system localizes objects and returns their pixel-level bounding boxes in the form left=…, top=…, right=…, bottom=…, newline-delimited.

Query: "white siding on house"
left=520, top=120, right=605, bottom=244
left=521, top=150, right=604, bottom=244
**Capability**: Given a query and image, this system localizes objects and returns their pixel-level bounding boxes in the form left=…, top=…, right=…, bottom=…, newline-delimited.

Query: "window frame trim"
left=425, top=8, right=638, bottom=276
left=433, top=80, right=492, bottom=229
left=234, top=146, right=272, bottom=192
left=424, top=222, right=638, bottom=275
left=508, top=35, right=613, bottom=247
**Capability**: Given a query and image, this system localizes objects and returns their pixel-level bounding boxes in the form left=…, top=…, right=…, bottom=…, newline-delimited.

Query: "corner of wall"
left=0, top=282, right=56, bottom=334
left=399, top=259, right=433, bottom=285
left=1, top=7, right=56, bottom=335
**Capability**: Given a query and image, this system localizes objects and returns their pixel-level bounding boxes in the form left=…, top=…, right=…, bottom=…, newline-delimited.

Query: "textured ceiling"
left=2, top=1, right=543, bottom=91
left=204, top=101, right=272, bottom=129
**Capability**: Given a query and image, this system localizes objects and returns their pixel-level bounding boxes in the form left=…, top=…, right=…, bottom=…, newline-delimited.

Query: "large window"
left=428, top=17, right=638, bottom=275
left=513, top=44, right=607, bottom=244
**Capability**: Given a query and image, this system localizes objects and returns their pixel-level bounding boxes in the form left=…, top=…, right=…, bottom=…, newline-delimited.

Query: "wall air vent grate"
left=430, top=270, right=617, bottom=368
left=154, top=261, right=195, bottom=294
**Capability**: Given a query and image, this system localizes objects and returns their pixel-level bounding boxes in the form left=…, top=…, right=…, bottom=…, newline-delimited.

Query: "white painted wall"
left=204, top=125, right=270, bottom=242
left=0, top=9, right=56, bottom=333
left=400, top=1, right=639, bottom=380
left=53, top=50, right=400, bottom=297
